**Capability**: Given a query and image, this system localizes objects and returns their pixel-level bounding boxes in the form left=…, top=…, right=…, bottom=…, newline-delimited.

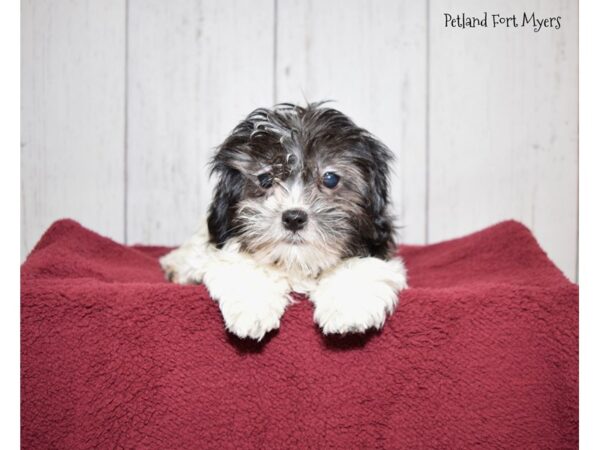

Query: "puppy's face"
left=207, top=103, right=395, bottom=276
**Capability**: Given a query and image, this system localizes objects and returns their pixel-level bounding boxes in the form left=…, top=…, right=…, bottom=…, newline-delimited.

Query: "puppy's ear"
left=207, top=121, right=257, bottom=248
left=207, top=164, right=244, bottom=248
left=362, top=136, right=396, bottom=259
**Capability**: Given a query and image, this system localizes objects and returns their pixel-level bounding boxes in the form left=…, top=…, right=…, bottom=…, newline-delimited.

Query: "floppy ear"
left=362, top=137, right=396, bottom=259
left=207, top=165, right=244, bottom=248
left=206, top=120, right=256, bottom=248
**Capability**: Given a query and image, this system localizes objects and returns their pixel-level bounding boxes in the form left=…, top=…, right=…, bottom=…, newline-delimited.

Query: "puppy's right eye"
left=257, top=173, right=273, bottom=189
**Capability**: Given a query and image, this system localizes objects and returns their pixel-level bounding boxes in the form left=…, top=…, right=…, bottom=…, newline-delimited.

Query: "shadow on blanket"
left=21, top=219, right=578, bottom=449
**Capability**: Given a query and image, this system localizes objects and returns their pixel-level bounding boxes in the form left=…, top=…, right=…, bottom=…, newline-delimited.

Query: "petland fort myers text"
left=444, top=12, right=561, bottom=32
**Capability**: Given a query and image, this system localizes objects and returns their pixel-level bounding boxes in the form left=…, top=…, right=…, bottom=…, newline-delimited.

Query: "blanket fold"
left=21, top=219, right=578, bottom=449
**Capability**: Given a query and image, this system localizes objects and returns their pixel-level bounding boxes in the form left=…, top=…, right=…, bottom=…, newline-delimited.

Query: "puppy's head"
left=207, top=102, right=395, bottom=276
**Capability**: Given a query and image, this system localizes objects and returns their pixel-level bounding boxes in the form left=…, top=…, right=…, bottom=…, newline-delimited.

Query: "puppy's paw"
left=159, top=248, right=205, bottom=285
left=159, top=220, right=213, bottom=285
left=219, top=293, right=288, bottom=340
left=203, top=261, right=291, bottom=340
left=312, top=257, right=407, bottom=335
left=159, top=250, right=184, bottom=283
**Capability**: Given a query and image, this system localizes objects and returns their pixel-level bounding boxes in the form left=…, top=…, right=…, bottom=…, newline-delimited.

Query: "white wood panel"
left=275, top=0, right=428, bottom=244
left=21, top=0, right=578, bottom=280
left=21, top=0, right=126, bottom=260
left=429, top=0, right=578, bottom=280
left=127, top=0, right=275, bottom=246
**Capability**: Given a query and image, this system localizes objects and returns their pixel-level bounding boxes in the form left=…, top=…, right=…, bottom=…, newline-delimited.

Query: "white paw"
left=203, top=258, right=291, bottom=340
left=159, top=247, right=206, bottom=285
left=218, top=293, right=288, bottom=340
left=312, top=257, right=407, bottom=335
left=159, top=221, right=213, bottom=285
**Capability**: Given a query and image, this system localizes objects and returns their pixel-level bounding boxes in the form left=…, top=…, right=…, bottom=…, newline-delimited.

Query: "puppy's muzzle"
left=282, top=209, right=308, bottom=232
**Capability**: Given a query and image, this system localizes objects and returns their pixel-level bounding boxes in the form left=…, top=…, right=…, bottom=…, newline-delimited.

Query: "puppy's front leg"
left=203, top=252, right=291, bottom=340
left=311, top=257, right=408, bottom=335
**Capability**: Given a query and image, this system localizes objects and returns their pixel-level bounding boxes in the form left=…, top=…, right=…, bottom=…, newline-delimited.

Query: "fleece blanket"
left=21, top=219, right=578, bottom=449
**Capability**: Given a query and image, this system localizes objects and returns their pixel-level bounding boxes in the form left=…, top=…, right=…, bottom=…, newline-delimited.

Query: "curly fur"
left=161, top=102, right=407, bottom=340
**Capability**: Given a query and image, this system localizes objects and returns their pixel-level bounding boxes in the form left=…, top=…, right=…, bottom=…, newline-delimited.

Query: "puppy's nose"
left=282, top=209, right=308, bottom=231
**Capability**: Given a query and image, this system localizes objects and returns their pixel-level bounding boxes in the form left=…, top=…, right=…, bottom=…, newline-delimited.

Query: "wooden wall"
left=21, top=0, right=578, bottom=280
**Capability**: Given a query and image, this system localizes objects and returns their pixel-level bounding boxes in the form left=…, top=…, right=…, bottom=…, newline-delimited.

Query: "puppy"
left=160, top=102, right=408, bottom=340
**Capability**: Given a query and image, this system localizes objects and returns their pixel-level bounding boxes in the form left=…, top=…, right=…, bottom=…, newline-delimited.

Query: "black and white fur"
left=160, top=102, right=407, bottom=340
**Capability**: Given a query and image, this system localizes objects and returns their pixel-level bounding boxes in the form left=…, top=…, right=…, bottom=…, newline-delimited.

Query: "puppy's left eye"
left=257, top=173, right=273, bottom=189
left=322, top=172, right=340, bottom=189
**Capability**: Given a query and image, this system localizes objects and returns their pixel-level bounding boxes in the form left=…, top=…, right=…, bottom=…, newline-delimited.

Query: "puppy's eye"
left=257, top=173, right=273, bottom=189
left=322, top=172, right=340, bottom=189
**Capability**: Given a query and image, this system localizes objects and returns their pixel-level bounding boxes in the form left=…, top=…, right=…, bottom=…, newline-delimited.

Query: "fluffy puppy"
left=160, top=102, right=407, bottom=340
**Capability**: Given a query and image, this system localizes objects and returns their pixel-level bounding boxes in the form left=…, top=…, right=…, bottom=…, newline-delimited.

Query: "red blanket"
left=21, top=219, right=578, bottom=449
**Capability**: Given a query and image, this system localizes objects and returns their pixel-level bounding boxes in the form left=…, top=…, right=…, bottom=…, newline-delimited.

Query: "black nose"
left=282, top=209, right=308, bottom=231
